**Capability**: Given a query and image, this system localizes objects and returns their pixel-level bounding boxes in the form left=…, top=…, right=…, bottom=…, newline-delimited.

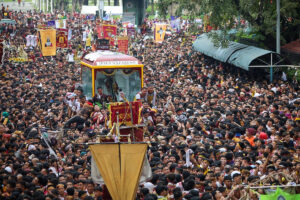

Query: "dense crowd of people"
left=0, top=8, right=299, bottom=200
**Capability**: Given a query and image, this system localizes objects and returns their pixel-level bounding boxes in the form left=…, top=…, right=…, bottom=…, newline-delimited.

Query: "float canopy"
left=81, top=51, right=143, bottom=69
left=80, top=51, right=144, bottom=99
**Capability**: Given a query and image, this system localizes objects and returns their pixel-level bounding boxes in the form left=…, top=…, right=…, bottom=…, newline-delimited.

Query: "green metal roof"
left=227, top=46, right=272, bottom=70
left=192, top=34, right=275, bottom=71
left=193, top=34, right=248, bottom=63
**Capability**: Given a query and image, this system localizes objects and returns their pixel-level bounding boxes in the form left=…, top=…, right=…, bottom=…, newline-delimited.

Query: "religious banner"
left=55, top=19, right=67, bottom=29
left=108, top=101, right=142, bottom=128
left=25, top=35, right=38, bottom=47
left=56, top=29, right=68, bottom=48
left=95, top=39, right=110, bottom=50
left=127, top=27, right=135, bottom=37
left=117, top=36, right=129, bottom=55
left=154, top=24, right=167, bottom=43
left=47, top=20, right=55, bottom=27
left=102, top=24, right=117, bottom=46
left=102, top=25, right=117, bottom=38
left=170, top=17, right=181, bottom=32
left=39, top=29, right=56, bottom=56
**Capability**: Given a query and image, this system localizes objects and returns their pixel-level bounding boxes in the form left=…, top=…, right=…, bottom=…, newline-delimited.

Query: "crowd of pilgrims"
left=0, top=8, right=299, bottom=200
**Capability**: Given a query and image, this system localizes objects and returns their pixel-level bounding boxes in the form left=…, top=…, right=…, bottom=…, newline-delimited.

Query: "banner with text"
left=127, top=27, right=135, bottom=37
left=48, top=20, right=55, bottom=27
left=55, top=19, right=67, bottom=29
left=102, top=24, right=117, bottom=46
left=117, top=37, right=129, bottom=55
left=108, top=101, right=141, bottom=128
left=95, top=39, right=110, bottom=50
left=170, top=17, right=181, bottom=31
left=154, top=24, right=167, bottom=43
left=56, top=29, right=68, bottom=48
left=39, top=29, right=56, bottom=56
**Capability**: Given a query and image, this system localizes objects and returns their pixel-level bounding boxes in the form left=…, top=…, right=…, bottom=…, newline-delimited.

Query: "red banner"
left=96, top=25, right=103, bottom=38
left=117, top=37, right=129, bottom=54
left=108, top=102, right=142, bottom=128
left=56, top=29, right=68, bottom=48
left=127, top=27, right=135, bottom=36
left=102, top=24, right=117, bottom=46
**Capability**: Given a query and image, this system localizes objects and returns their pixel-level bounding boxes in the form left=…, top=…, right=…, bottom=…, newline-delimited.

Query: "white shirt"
left=82, top=31, right=87, bottom=41
left=289, top=97, right=300, bottom=105
left=26, top=35, right=31, bottom=46
left=31, top=36, right=37, bottom=47
left=135, top=92, right=145, bottom=101
left=143, top=116, right=153, bottom=124
left=253, top=92, right=261, bottom=97
left=49, top=166, right=58, bottom=177
left=266, top=125, right=272, bottom=132
left=68, top=29, right=72, bottom=40
left=67, top=99, right=80, bottom=113
left=67, top=53, right=74, bottom=62
left=143, top=182, right=155, bottom=193
left=145, top=91, right=157, bottom=107
left=271, top=87, right=278, bottom=93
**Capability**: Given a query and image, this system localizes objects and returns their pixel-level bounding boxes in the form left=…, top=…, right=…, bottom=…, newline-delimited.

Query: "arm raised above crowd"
left=262, top=151, right=272, bottom=174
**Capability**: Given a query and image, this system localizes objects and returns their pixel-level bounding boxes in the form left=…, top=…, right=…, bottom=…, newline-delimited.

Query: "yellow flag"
left=39, top=29, right=56, bottom=56
left=59, top=19, right=64, bottom=28
left=3, top=118, right=8, bottom=125
left=90, top=144, right=121, bottom=200
left=86, top=37, right=91, bottom=47
left=120, top=144, right=147, bottom=200
left=154, top=24, right=167, bottom=43
left=90, top=144, right=147, bottom=200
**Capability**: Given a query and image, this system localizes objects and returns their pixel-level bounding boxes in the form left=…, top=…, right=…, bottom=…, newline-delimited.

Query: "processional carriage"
left=80, top=49, right=151, bottom=200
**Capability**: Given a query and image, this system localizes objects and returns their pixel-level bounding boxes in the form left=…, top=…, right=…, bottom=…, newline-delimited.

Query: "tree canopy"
left=159, top=0, right=300, bottom=49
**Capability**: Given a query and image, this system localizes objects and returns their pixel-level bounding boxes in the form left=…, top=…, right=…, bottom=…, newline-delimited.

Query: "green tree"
left=151, top=0, right=155, bottom=15
left=157, top=0, right=173, bottom=19
left=52, top=0, right=84, bottom=13
left=53, top=0, right=69, bottom=12
left=176, top=0, right=300, bottom=49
